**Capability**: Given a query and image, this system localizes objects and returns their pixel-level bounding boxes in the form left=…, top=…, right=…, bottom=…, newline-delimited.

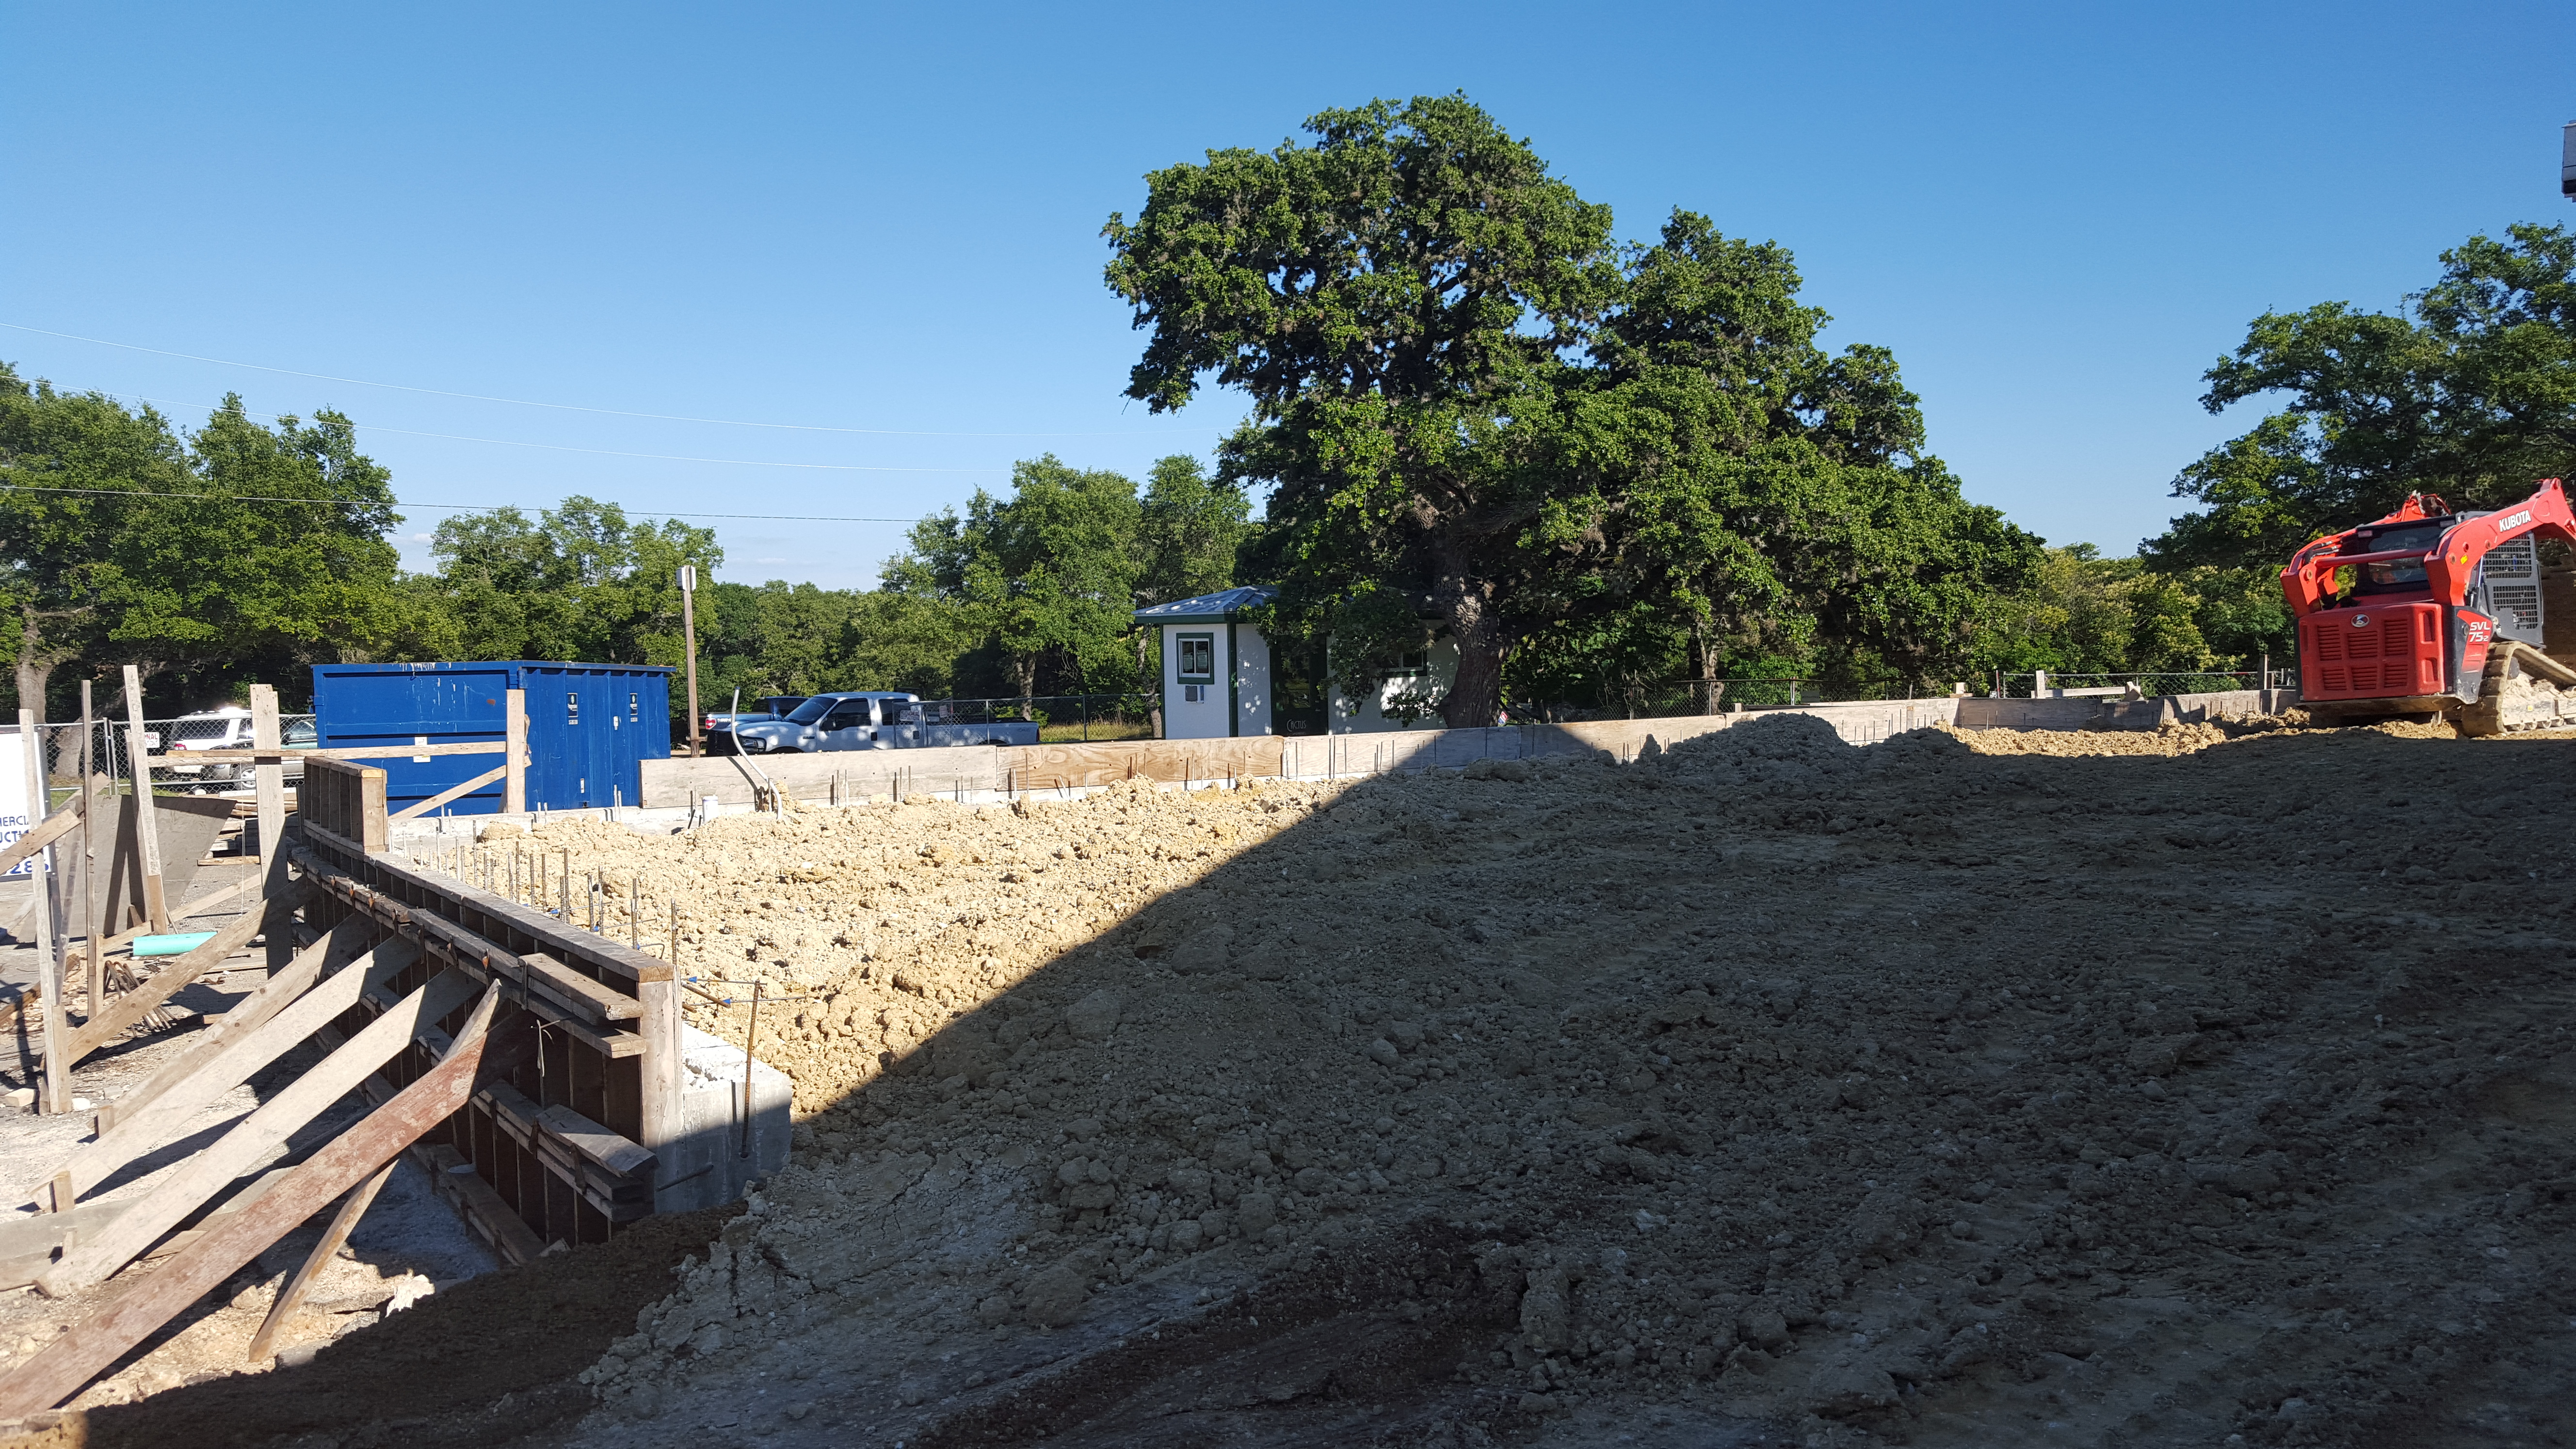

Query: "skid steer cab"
left=2281, top=479, right=2576, bottom=734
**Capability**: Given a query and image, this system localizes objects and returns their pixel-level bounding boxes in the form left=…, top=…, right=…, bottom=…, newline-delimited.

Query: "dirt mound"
left=32, top=713, right=2575, bottom=1448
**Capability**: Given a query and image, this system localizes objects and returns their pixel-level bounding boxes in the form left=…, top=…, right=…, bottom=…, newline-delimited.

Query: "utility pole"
left=678, top=564, right=704, bottom=758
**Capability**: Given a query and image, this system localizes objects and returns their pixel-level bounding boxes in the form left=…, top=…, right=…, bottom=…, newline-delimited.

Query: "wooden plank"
left=503, top=689, right=528, bottom=814
left=250, top=685, right=289, bottom=970
left=387, top=762, right=508, bottom=823
left=245, top=1156, right=394, bottom=1361
left=18, top=710, right=68, bottom=1115
left=38, top=966, right=479, bottom=1295
left=0, top=987, right=508, bottom=1416
left=635, top=975, right=680, bottom=1164
left=60, top=879, right=316, bottom=1070
left=534, top=1102, right=656, bottom=1179
left=90, top=914, right=376, bottom=1136
left=0, top=803, right=81, bottom=880
left=1007, top=734, right=1288, bottom=790
left=147, top=741, right=506, bottom=764
left=66, top=939, right=423, bottom=1201
left=519, top=951, right=643, bottom=1022
left=120, top=666, right=169, bottom=932
left=78, top=686, right=104, bottom=1020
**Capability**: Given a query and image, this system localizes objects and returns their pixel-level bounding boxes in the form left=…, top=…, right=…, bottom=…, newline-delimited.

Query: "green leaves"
left=2158, top=221, right=2576, bottom=567
left=1108, top=101, right=2037, bottom=723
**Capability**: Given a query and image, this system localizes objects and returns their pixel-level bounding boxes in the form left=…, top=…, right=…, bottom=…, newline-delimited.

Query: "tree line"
left=5, top=99, right=2570, bottom=726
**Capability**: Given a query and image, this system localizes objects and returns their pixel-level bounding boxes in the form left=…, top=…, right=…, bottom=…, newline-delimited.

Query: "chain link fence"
left=18, top=714, right=319, bottom=809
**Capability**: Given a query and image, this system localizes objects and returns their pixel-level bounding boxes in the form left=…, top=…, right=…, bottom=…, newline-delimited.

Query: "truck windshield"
left=784, top=696, right=839, bottom=724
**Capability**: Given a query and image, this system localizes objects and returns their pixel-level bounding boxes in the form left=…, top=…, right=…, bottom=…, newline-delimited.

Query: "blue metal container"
left=310, top=662, right=674, bottom=816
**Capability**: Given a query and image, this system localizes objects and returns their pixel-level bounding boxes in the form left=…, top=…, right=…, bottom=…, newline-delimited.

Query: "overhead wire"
left=0, top=320, right=1165, bottom=437
left=90, top=388, right=1011, bottom=475
left=0, top=481, right=919, bottom=525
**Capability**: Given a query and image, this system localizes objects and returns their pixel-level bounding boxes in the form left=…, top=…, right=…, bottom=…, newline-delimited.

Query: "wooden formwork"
left=293, top=757, right=682, bottom=1262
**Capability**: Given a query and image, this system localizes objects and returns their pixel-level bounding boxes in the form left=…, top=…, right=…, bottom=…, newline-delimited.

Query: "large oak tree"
left=1106, top=96, right=2034, bottom=726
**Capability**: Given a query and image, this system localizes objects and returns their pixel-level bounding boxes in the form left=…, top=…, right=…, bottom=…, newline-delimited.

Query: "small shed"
left=1134, top=587, right=1459, bottom=738
left=312, top=661, right=673, bottom=815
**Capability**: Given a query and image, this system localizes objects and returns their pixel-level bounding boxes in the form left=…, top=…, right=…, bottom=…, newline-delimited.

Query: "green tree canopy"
left=1, top=372, right=402, bottom=712
left=1107, top=97, right=2036, bottom=724
left=886, top=455, right=1146, bottom=700
left=409, top=496, right=721, bottom=669
left=2151, top=221, right=2576, bottom=571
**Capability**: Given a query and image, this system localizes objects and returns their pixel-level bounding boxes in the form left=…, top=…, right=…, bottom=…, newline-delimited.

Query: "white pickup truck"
left=727, top=692, right=1040, bottom=753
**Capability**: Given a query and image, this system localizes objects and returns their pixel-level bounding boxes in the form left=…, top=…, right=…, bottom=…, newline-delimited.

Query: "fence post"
left=19, top=708, right=67, bottom=1114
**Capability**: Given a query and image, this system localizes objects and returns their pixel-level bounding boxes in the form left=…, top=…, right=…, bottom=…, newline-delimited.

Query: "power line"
left=93, top=389, right=1007, bottom=475
left=0, top=481, right=920, bottom=525
left=0, top=321, right=1166, bottom=438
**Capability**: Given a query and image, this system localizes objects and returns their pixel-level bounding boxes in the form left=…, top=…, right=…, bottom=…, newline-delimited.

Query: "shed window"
left=1382, top=648, right=1430, bottom=678
left=1177, top=633, right=1215, bottom=683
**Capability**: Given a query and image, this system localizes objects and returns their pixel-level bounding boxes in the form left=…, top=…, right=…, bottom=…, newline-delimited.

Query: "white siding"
left=1329, top=638, right=1460, bottom=733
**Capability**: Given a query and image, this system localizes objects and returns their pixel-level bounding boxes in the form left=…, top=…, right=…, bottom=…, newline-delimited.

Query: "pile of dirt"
left=486, top=714, right=2572, bottom=1448
left=13, top=1205, right=740, bottom=1449
left=26, top=712, right=2576, bottom=1448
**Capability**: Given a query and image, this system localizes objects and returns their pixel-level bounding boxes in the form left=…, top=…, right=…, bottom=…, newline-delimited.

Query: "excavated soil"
left=17, top=714, right=2576, bottom=1448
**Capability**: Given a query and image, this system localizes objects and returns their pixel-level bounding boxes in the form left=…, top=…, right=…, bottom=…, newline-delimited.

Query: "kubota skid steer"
left=2284, top=478, right=2576, bottom=734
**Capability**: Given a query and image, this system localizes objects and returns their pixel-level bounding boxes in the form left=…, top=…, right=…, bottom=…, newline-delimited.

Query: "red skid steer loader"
left=2284, top=479, right=2576, bottom=735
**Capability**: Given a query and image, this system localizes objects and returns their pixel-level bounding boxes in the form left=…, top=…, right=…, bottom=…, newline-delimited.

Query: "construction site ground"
left=8, top=712, right=2575, bottom=1448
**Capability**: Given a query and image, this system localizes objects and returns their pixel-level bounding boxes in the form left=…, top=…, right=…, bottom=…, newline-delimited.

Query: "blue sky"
left=4, top=1, right=2567, bottom=590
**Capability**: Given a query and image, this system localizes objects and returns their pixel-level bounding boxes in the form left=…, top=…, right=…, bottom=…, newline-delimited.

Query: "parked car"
left=730, top=692, right=1039, bottom=752
left=701, top=695, right=807, bottom=754
left=162, top=708, right=315, bottom=792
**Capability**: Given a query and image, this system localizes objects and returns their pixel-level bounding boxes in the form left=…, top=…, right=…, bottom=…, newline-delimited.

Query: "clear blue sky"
left=5, top=1, right=2568, bottom=590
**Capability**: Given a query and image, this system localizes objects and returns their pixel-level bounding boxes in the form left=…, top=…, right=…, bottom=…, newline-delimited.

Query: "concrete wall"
left=1955, top=688, right=2296, bottom=732
left=639, top=689, right=2287, bottom=807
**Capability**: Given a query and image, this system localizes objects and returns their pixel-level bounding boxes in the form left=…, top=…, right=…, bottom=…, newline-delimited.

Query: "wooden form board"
left=0, top=988, right=513, bottom=1416
left=293, top=817, right=677, bottom=1256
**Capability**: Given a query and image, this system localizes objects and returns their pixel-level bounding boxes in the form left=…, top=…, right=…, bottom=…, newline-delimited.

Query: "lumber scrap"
left=387, top=763, right=508, bottom=822
left=90, top=916, right=377, bottom=1137
left=152, top=741, right=505, bottom=763
left=0, top=986, right=510, bottom=1416
left=0, top=805, right=81, bottom=881
left=37, top=966, right=478, bottom=1295
left=60, top=939, right=421, bottom=1203
left=58, top=879, right=316, bottom=1070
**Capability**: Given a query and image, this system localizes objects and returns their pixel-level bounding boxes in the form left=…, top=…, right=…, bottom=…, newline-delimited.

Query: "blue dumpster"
left=310, top=662, right=674, bottom=816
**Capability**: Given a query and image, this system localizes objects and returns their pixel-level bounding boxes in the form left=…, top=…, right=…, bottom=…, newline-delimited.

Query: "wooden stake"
left=119, top=665, right=168, bottom=932
left=19, top=709, right=67, bottom=1115
left=251, top=684, right=289, bottom=969
left=78, top=684, right=101, bottom=1020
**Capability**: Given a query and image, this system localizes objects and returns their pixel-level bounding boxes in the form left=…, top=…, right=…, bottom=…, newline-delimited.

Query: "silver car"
left=730, top=692, right=1040, bottom=751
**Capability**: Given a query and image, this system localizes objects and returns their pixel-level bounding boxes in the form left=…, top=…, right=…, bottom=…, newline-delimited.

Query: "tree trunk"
left=15, top=607, right=67, bottom=721
left=1687, top=615, right=1716, bottom=715
left=1014, top=652, right=1037, bottom=711
left=1435, top=586, right=1509, bottom=731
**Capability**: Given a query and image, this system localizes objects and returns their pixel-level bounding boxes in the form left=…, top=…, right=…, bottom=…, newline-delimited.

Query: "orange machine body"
left=2280, top=479, right=2576, bottom=708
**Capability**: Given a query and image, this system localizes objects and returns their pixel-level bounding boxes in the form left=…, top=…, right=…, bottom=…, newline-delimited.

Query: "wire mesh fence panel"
left=24, top=715, right=318, bottom=807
